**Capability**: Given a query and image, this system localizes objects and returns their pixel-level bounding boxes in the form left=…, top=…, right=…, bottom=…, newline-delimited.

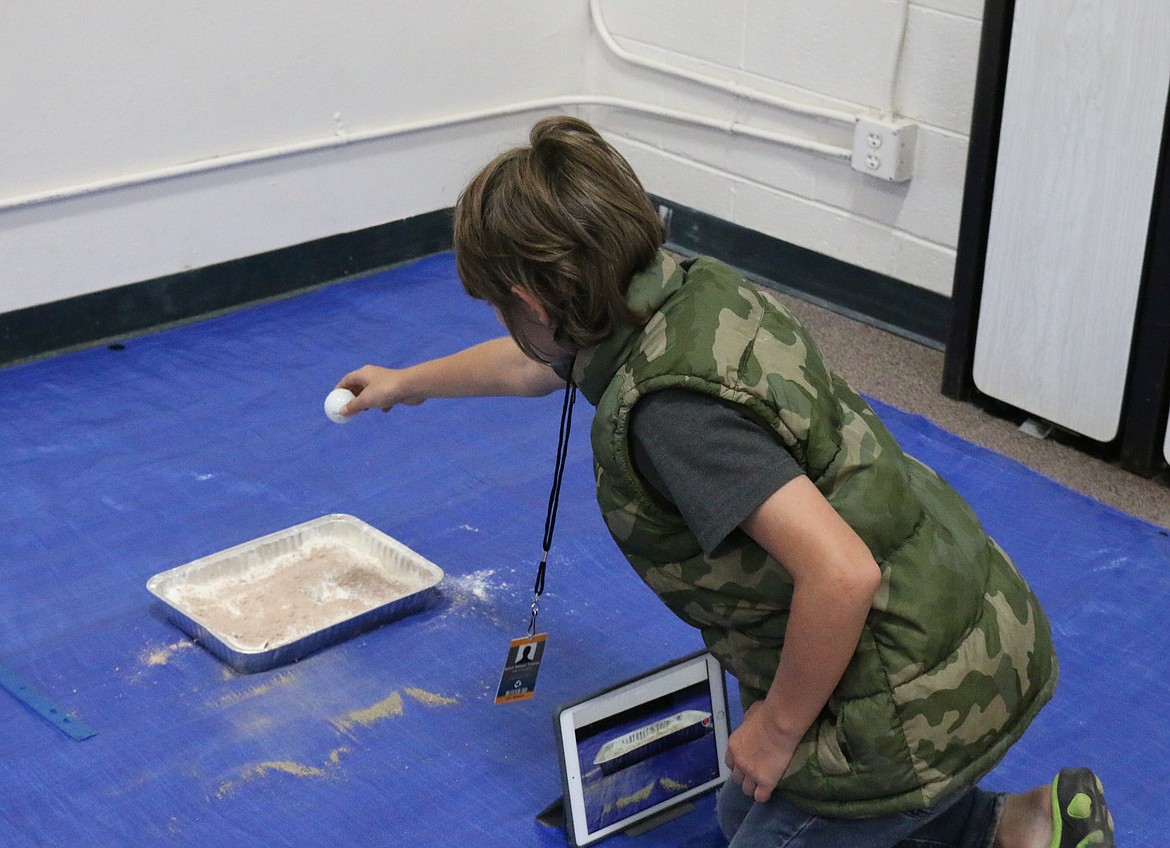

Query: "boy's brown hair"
left=454, top=116, right=666, bottom=360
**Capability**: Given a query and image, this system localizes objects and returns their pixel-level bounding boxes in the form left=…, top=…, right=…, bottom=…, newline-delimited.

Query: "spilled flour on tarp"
left=215, top=688, right=458, bottom=797
left=216, top=748, right=348, bottom=798
left=404, top=687, right=459, bottom=707
left=209, top=670, right=297, bottom=709
left=440, top=569, right=507, bottom=617
left=332, top=687, right=459, bottom=733
left=243, top=760, right=327, bottom=780
left=141, top=639, right=198, bottom=667
left=333, top=691, right=405, bottom=733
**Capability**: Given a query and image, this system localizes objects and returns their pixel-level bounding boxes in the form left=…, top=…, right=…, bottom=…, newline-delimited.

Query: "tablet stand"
left=535, top=796, right=695, bottom=836
left=535, top=796, right=564, bottom=829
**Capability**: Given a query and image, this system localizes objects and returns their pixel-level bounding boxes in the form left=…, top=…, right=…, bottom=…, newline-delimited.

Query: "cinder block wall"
left=592, top=0, right=983, bottom=296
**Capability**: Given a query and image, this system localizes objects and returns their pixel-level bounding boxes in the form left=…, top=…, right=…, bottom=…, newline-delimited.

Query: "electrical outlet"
left=851, top=116, right=918, bottom=182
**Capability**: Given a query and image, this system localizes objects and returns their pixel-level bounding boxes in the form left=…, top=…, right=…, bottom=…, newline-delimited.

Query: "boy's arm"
left=336, top=336, right=565, bottom=415
left=725, top=475, right=882, bottom=803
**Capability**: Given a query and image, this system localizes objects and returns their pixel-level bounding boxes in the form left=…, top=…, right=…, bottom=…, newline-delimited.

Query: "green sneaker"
left=1051, top=768, right=1115, bottom=848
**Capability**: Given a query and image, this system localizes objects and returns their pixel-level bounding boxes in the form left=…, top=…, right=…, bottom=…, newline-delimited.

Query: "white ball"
left=324, top=388, right=356, bottom=424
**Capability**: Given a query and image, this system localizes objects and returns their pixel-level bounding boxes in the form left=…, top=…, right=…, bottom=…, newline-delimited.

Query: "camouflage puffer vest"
left=570, top=251, right=1057, bottom=818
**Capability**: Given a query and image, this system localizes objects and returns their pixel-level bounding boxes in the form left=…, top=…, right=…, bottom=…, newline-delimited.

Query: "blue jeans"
left=716, top=781, right=1003, bottom=848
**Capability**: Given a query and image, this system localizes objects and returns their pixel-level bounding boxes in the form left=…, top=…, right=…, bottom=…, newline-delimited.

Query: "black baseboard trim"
left=2, top=198, right=949, bottom=368
left=0, top=208, right=454, bottom=367
left=653, top=196, right=951, bottom=349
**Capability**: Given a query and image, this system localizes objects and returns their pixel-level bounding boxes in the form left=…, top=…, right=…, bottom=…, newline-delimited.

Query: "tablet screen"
left=554, top=651, right=730, bottom=846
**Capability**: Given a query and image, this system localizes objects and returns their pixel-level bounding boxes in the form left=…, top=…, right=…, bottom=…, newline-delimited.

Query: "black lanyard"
left=529, top=375, right=577, bottom=636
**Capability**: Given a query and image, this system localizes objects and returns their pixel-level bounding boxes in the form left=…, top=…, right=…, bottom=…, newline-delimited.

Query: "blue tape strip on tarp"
left=0, top=660, right=95, bottom=740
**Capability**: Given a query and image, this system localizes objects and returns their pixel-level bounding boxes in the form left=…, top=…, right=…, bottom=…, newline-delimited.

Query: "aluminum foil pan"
left=146, top=514, right=443, bottom=673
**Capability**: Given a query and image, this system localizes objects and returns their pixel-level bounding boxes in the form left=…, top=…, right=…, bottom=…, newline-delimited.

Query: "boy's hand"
left=725, top=700, right=800, bottom=803
left=336, top=365, right=423, bottom=415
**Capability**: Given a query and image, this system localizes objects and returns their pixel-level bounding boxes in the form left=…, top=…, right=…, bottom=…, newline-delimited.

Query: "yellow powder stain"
left=333, top=691, right=404, bottom=733
left=659, top=777, right=689, bottom=792
left=216, top=747, right=349, bottom=799
left=233, top=713, right=276, bottom=735
left=245, top=760, right=327, bottom=779
left=403, top=687, right=459, bottom=707
left=615, top=780, right=657, bottom=810
left=142, top=640, right=197, bottom=667
left=211, top=671, right=297, bottom=708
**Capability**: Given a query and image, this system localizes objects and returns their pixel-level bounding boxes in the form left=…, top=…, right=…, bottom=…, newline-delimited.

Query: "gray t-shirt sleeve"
left=628, top=388, right=804, bottom=557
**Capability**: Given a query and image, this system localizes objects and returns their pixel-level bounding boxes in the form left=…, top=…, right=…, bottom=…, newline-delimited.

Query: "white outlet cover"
left=852, top=116, right=918, bottom=182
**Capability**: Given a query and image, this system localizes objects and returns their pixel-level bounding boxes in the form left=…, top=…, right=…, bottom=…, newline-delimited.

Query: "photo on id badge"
left=496, top=633, right=547, bottom=704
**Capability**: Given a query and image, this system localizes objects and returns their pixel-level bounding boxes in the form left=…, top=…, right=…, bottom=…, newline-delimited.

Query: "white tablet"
left=553, top=651, right=731, bottom=846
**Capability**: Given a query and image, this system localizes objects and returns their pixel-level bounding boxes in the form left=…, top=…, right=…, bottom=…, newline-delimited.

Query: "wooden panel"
left=973, top=0, right=1170, bottom=441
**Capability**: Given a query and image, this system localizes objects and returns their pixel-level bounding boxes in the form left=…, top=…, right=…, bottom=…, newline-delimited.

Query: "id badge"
left=494, top=633, right=547, bottom=704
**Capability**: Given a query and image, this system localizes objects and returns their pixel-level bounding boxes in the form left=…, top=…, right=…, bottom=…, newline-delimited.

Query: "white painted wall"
left=0, top=0, right=985, bottom=316
left=0, top=1, right=592, bottom=314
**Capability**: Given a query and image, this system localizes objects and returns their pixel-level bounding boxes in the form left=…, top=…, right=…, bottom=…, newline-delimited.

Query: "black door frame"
left=943, top=0, right=1170, bottom=477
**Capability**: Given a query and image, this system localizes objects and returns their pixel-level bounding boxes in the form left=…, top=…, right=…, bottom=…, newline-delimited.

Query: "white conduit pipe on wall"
left=0, top=95, right=851, bottom=214
left=1, top=1, right=915, bottom=214
left=883, top=0, right=911, bottom=117
left=589, top=0, right=910, bottom=123
left=588, top=0, right=856, bottom=125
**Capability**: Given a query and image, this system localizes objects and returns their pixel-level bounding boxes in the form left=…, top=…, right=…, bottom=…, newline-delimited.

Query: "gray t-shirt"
left=629, top=388, right=804, bottom=557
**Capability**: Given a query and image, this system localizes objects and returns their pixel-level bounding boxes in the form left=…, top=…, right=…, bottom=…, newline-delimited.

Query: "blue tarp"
left=1, top=252, right=1163, bottom=846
